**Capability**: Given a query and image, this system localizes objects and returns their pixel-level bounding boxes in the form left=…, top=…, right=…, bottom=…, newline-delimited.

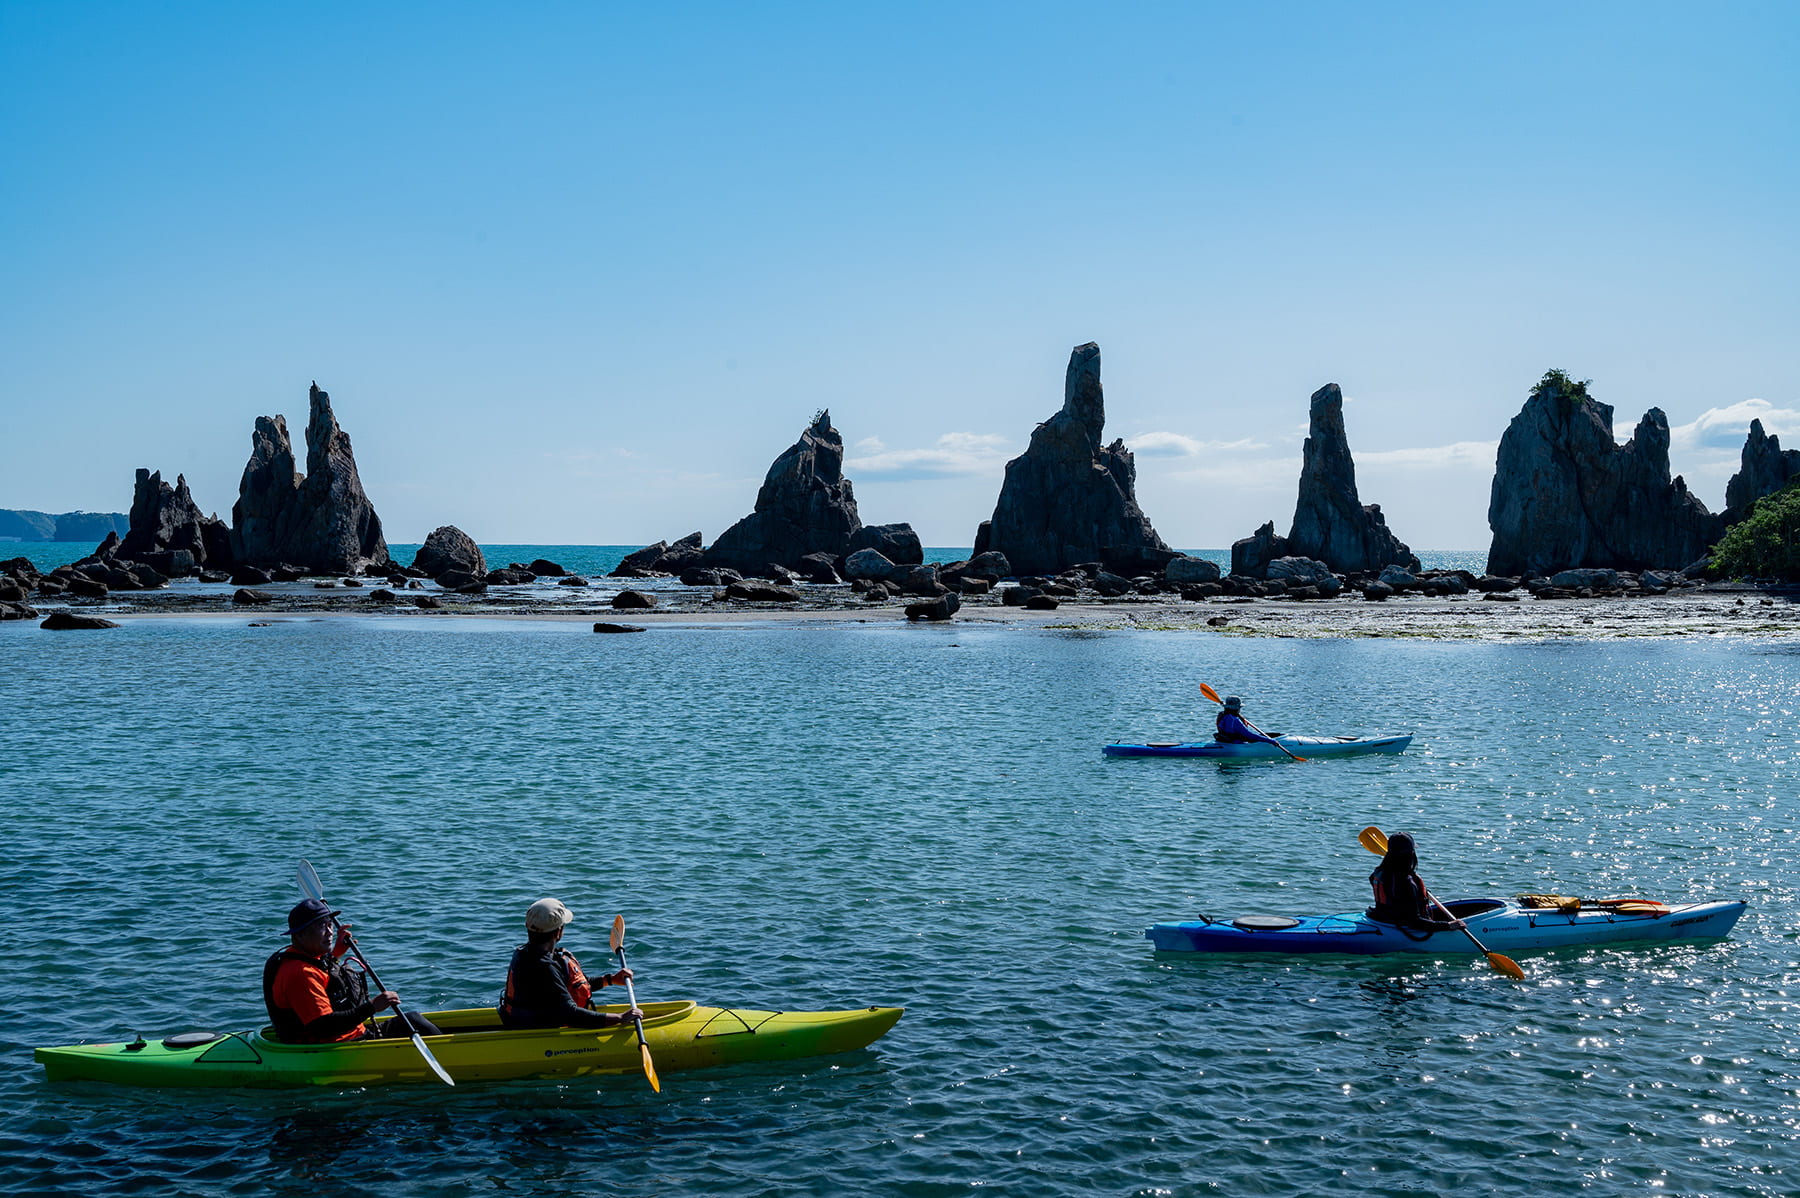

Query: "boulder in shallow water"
left=847, top=523, right=922, bottom=566
left=413, top=526, right=486, bottom=578
left=844, top=549, right=898, bottom=581
left=41, top=611, right=119, bottom=630
left=904, top=593, right=961, bottom=621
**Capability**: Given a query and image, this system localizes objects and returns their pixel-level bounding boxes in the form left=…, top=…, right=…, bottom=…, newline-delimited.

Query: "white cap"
left=525, top=897, right=574, bottom=933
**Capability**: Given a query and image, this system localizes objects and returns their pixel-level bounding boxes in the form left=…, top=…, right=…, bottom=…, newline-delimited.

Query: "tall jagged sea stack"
left=702, top=410, right=862, bottom=573
left=229, top=383, right=388, bottom=573
left=1486, top=371, right=1720, bottom=576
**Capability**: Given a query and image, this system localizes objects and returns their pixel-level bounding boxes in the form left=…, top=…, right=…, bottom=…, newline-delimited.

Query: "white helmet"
left=525, top=897, right=574, bottom=933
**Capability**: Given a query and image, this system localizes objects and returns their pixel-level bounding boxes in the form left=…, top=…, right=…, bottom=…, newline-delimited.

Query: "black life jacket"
left=499, top=943, right=592, bottom=1023
left=1369, top=871, right=1433, bottom=926
left=262, top=946, right=370, bottom=1041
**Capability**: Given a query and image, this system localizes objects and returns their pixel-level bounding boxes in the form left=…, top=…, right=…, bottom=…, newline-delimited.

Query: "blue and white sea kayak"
left=1103, top=734, right=1412, bottom=759
left=1145, top=897, right=1746, bottom=955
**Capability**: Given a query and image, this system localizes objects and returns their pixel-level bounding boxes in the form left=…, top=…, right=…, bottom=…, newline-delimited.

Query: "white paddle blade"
left=297, top=859, right=326, bottom=902
left=413, top=1033, right=455, bottom=1086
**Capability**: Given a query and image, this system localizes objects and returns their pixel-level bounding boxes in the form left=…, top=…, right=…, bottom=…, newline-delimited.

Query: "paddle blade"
left=297, top=859, right=326, bottom=903
left=640, top=1042, right=661, bottom=1092
left=1486, top=952, right=1526, bottom=981
left=1199, top=683, right=1223, bottom=705
left=413, top=1032, right=456, bottom=1086
left=610, top=914, right=625, bottom=954
left=1358, top=826, right=1389, bottom=855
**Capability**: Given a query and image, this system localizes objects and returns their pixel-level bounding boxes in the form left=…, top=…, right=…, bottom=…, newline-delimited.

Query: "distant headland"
left=0, top=509, right=127, bottom=543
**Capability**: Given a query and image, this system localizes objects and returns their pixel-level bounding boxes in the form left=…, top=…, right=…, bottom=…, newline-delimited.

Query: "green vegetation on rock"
left=1531, top=368, right=1594, bottom=406
left=1710, top=478, right=1800, bottom=581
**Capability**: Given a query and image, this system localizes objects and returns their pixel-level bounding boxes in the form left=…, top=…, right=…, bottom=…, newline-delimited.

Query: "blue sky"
left=4, top=2, right=1796, bottom=549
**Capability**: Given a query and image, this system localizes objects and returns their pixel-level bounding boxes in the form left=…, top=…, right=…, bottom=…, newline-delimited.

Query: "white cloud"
left=1357, top=440, right=1499, bottom=470
left=845, top=432, right=1015, bottom=480
left=1126, top=431, right=1267, bottom=457
left=1671, top=399, right=1800, bottom=452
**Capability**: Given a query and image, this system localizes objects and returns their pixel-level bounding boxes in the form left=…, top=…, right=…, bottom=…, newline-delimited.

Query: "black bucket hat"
left=286, top=898, right=340, bottom=935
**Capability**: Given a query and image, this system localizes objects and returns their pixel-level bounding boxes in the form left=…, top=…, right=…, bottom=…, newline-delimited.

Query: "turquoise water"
left=2, top=616, right=1795, bottom=1195
left=3, top=542, right=1491, bottom=577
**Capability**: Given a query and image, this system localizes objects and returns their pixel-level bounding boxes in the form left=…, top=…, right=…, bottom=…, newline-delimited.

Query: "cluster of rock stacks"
left=118, top=469, right=233, bottom=576
left=977, top=342, right=1176, bottom=577
left=1486, top=372, right=1722, bottom=577
left=46, top=349, right=1799, bottom=607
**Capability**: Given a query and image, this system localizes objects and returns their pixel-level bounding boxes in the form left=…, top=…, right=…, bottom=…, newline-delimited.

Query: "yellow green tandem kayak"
left=35, top=1001, right=903, bottom=1088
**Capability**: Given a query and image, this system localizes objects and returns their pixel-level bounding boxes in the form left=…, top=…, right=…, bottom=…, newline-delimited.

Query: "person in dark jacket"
left=498, top=898, right=642, bottom=1029
left=263, top=898, right=442, bottom=1043
left=1367, top=832, right=1466, bottom=930
left=1214, top=695, right=1284, bottom=747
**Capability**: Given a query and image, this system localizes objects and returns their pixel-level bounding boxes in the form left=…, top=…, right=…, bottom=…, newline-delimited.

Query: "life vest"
left=262, top=946, right=371, bottom=1042
left=501, top=944, right=592, bottom=1018
left=1369, top=871, right=1430, bottom=923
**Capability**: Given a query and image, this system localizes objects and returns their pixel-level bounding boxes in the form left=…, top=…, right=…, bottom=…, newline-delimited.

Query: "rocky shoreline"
left=7, top=567, right=1795, bottom=641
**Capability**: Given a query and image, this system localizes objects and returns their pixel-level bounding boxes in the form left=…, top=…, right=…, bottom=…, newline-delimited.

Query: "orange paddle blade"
left=1358, top=826, right=1389, bottom=855
left=1486, top=952, right=1526, bottom=981
left=1199, top=683, right=1223, bottom=705
left=641, top=1042, right=661, bottom=1092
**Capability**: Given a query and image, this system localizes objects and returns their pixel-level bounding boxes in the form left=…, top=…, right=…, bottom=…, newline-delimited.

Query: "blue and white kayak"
left=1103, top=734, right=1412, bottom=759
left=1145, top=897, right=1746, bottom=955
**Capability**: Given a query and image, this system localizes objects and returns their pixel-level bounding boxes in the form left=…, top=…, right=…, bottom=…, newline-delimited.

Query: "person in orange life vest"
left=262, top=898, right=443, bottom=1043
left=498, top=898, right=642, bottom=1029
left=1213, top=695, right=1283, bottom=747
left=1367, top=832, right=1466, bottom=930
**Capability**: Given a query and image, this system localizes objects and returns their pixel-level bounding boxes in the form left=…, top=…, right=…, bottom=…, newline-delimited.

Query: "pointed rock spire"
left=982, top=342, right=1174, bottom=576
left=1724, top=419, right=1800, bottom=522
left=1285, top=383, right=1420, bottom=574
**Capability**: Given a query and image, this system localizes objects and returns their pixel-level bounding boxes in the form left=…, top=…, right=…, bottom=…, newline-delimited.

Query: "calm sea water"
left=1, top=542, right=1494, bottom=579
left=1, top=577, right=1794, bottom=1195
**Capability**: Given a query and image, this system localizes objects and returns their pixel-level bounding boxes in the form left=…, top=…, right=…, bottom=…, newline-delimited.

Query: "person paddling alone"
left=263, top=898, right=443, bottom=1043
left=1367, top=832, right=1466, bottom=930
left=1213, top=695, right=1285, bottom=748
left=498, top=898, right=642, bottom=1029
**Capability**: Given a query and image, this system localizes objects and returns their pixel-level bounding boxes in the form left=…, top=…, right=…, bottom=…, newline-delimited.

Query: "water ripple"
left=1, top=621, right=1797, bottom=1194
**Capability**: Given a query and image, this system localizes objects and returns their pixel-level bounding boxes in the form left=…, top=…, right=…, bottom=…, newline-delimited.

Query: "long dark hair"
left=1370, top=831, right=1419, bottom=887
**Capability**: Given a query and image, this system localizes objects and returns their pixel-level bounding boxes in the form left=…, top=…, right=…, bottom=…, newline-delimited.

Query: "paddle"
left=1355, top=827, right=1526, bottom=981
left=295, top=860, right=455, bottom=1085
left=610, top=914, right=660, bottom=1093
left=1199, top=682, right=1306, bottom=761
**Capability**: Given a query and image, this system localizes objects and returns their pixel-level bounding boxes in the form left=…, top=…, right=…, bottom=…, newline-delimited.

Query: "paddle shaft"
left=295, top=860, right=454, bottom=1084
left=615, top=944, right=650, bottom=1049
